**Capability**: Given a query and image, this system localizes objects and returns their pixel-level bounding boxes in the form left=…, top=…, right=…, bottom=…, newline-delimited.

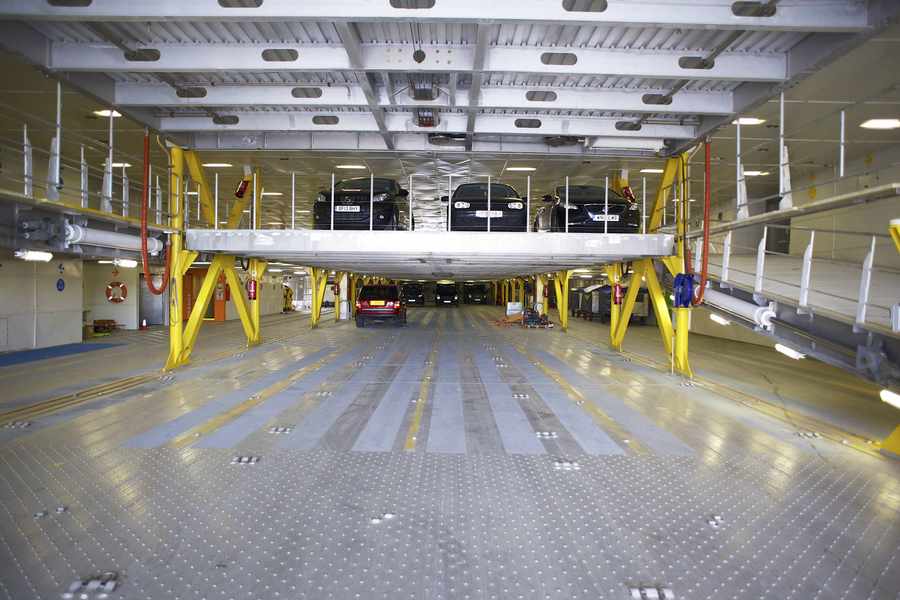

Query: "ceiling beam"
left=334, top=22, right=394, bottom=151
left=466, top=24, right=491, bottom=151
left=0, top=0, right=873, bottom=32
left=157, top=111, right=696, bottom=139
left=115, top=82, right=735, bottom=116
left=46, top=42, right=789, bottom=82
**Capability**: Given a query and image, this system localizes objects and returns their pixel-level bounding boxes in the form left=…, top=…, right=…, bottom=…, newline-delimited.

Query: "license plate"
left=335, top=205, right=361, bottom=212
left=369, top=300, right=385, bottom=306
left=475, top=210, right=503, bottom=218
left=592, top=214, right=619, bottom=222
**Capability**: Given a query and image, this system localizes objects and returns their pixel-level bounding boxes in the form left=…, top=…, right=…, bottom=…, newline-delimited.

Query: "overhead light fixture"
left=185, top=191, right=199, bottom=196
left=709, top=313, right=731, bottom=326
left=297, top=210, right=311, bottom=214
left=640, top=168, right=664, bottom=174
left=202, top=162, right=233, bottom=168
left=269, top=268, right=284, bottom=273
left=743, top=170, right=770, bottom=177
left=115, top=258, right=138, bottom=268
left=506, top=167, right=536, bottom=172
left=579, top=275, right=593, bottom=278
left=266, top=222, right=283, bottom=226
left=261, top=192, right=283, bottom=196
left=14, top=249, right=53, bottom=262
left=860, top=118, right=900, bottom=130
left=93, top=109, right=121, bottom=118
left=880, top=389, right=900, bottom=410
left=774, top=343, right=805, bottom=360
left=107, top=162, right=132, bottom=169
left=732, top=117, right=766, bottom=126
left=336, top=164, right=367, bottom=170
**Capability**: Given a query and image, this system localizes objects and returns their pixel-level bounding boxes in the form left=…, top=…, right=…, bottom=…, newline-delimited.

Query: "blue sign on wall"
left=56, top=278, right=65, bottom=292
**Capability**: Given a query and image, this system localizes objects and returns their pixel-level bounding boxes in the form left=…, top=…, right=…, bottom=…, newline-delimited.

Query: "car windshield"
left=436, top=284, right=456, bottom=294
left=359, top=285, right=400, bottom=301
left=554, top=185, right=626, bottom=203
left=465, top=284, right=487, bottom=293
left=453, top=183, right=519, bottom=201
left=334, top=178, right=395, bottom=194
left=402, top=285, right=423, bottom=295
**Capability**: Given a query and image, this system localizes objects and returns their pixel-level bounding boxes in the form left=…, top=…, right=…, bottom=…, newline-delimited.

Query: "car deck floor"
left=1, top=306, right=899, bottom=600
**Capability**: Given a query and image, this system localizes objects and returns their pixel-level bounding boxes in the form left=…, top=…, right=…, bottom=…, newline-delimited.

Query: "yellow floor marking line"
left=0, top=373, right=158, bottom=426
left=164, top=340, right=370, bottom=450
left=403, top=332, right=440, bottom=451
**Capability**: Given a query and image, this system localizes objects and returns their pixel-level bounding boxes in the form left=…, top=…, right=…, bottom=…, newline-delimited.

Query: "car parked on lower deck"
left=435, top=282, right=459, bottom=306
left=314, top=177, right=411, bottom=230
left=533, top=185, right=640, bottom=233
left=464, top=283, right=489, bottom=304
left=401, top=283, right=426, bottom=305
left=441, top=183, right=528, bottom=232
left=355, top=284, right=407, bottom=327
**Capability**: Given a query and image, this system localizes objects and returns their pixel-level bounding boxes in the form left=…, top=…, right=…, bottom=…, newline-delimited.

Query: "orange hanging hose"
left=692, top=139, right=712, bottom=305
left=141, top=128, right=171, bottom=295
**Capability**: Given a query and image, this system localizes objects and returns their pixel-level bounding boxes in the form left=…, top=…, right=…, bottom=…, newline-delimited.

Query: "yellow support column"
left=882, top=426, right=900, bottom=459
left=309, top=267, right=328, bottom=328
left=891, top=219, right=900, bottom=253
left=248, top=258, right=267, bottom=345
left=164, top=145, right=200, bottom=370
left=673, top=307, right=693, bottom=377
left=334, top=271, right=344, bottom=323
left=222, top=263, right=256, bottom=343
left=176, top=254, right=231, bottom=365
left=553, top=270, right=572, bottom=331
left=605, top=264, right=622, bottom=349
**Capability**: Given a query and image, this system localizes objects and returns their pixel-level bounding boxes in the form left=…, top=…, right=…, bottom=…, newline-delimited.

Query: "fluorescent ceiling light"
left=880, top=389, right=900, bottom=409
left=93, top=109, right=121, bottom=118
left=268, top=268, right=284, bottom=273
left=860, top=118, right=900, bottom=130
left=297, top=210, right=311, bottom=214
left=107, top=162, right=132, bottom=168
left=115, top=258, right=138, bottom=268
left=185, top=191, right=199, bottom=196
left=744, top=170, right=770, bottom=177
left=709, top=313, right=731, bottom=326
left=732, top=117, right=766, bottom=126
left=266, top=222, right=283, bottom=226
left=202, top=162, right=233, bottom=168
left=640, top=168, right=664, bottom=174
left=579, top=275, right=593, bottom=278
left=506, top=167, right=536, bottom=172
left=261, top=192, right=283, bottom=196
left=774, top=343, right=805, bottom=360
left=14, top=249, right=53, bottom=262
left=97, top=260, right=113, bottom=264
left=336, top=164, right=367, bottom=170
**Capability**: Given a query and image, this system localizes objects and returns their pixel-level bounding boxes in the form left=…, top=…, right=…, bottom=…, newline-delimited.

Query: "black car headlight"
left=316, top=193, right=327, bottom=203
left=372, top=193, right=389, bottom=202
left=454, top=201, right=470, bottom=209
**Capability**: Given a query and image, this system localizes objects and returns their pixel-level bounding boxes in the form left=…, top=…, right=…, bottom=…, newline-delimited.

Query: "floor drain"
left=268, top=426, right=293, bottom=434
left=231, top=456, right=260, bottom=465
left=536, top=431, right=558, bottom=439
left=629, top=585, right=675, bottom=599
left=552, top=459, right=580, bottom=471
left=3, top=421, right=32, bottom=429
left=62, top=571, right=118, bottom=599
left=797, top=431, right=821, bottom=438
left=512, top=393, right=529, bottom=399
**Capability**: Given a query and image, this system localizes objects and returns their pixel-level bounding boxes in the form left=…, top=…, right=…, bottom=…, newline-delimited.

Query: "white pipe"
left=703, top=286, right=775, bottom=330
left=65, top=223, right=162, bottom=254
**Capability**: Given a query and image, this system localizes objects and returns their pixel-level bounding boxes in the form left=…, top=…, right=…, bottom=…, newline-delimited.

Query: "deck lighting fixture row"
left=506, top=167, right=536, bottom=172
left=202, top=162, right=233, bottom=168
left=639, top=168, right=664, bottom=174
left=336, top=164, right=367, bottom=170
left=14, top=249, right=53, bottom=262
left=709, top=313, right=731, bottom=326
left=732, top=117, right=766, bottom=126
left=880, top=389, right=900, bottom=409
left=860, top=119, right=900, bottom=130
left=93, top=109, right=121, bottom=118
left=774, top=343, right=805, bottom=360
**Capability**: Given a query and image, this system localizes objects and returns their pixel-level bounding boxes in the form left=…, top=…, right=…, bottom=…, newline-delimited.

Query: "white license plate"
left=335, top=205, right=361, bottom=212
left=592, top=214, right=619, bottom=222
left=475, top=210, right=503, bottom=218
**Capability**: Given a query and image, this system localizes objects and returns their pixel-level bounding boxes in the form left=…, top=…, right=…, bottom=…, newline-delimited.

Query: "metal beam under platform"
left=184, top=230, right=674, bottom=279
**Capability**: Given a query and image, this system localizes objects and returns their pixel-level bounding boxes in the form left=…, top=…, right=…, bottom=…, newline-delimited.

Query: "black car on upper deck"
left=314, top=177, right=411, bottom=230
left=533, top=185, right=640, bottom=233
left=441, top=183, right=528, bottom=232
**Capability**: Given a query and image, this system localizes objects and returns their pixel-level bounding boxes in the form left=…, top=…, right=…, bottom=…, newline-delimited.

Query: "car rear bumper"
left=357, top=308, right=403, bottom=319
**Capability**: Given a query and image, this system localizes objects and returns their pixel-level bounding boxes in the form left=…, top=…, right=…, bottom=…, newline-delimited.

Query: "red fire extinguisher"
left=234, top=178, right=250, bottom=199
left=246, top=278, right=257, bottom=301
left=613, top=283, right=624, bottom=305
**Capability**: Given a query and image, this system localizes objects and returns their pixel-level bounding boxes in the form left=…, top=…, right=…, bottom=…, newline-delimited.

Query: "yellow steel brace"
left=891, top=220, right=900, bottom=253
left=183, top=151, right=216, bottom=227
left=224, top=167, right=263, bottom=229
left=248, top=259, right=267, bottom=345
left=553, top=270, right=572, bottom=331
left=334, top=271, right=345, bottom=322
left=604, top=264, right=622, bottom=349
left=309, top=266, right=329, bottom=328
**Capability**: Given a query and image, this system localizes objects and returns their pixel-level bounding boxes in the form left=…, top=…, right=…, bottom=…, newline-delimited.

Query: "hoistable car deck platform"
left=185, top=229, right=675, bottom=279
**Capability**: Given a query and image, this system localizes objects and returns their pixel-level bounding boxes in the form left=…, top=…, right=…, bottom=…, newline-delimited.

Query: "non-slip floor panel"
left=1, top=306, right=898, bottom=600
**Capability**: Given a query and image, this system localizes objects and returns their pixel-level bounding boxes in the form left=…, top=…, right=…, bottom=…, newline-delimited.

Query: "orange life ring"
left=106, top=281, right=128, bottom=303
